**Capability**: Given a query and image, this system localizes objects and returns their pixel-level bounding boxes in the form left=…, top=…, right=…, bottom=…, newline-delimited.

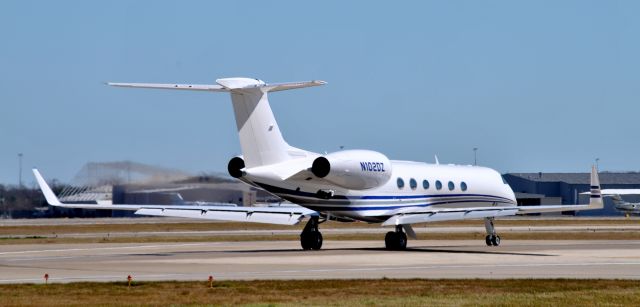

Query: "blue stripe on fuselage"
left=253, top=181, right=514, bottom=204
left=302, top=199, right=512, bottom=212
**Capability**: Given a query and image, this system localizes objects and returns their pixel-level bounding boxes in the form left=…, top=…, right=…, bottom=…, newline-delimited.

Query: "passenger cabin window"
left=397, top=178, right=405, bottom=189
left=448, top=181, right=455, bottom=191
left=435, top=180, right=442, bottom=190
left=422, top=180, right=429, bottom=190
left=461, top=182, right=468, bottom=191
left=409, top=178, right=417, bottom=190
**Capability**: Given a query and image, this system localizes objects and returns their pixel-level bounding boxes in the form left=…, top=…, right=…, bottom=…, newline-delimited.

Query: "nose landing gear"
left=484, top=217, right=501, bottom=246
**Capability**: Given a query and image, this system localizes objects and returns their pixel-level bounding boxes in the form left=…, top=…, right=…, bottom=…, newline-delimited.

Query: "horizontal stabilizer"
left=108, top=78, right=326, bottom=93
left=107, top=82, right=227, bottom=92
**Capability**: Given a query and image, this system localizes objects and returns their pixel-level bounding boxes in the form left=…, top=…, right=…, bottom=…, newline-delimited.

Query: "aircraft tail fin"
left=109, top=78, right=325, bottom=168
left=167, top=193, right=185, bottom=205
left=589, top=165, right=603, bottom=209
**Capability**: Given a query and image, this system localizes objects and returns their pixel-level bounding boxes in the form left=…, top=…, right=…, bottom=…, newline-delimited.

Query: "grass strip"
left=1, top=279, right=639, bottom=306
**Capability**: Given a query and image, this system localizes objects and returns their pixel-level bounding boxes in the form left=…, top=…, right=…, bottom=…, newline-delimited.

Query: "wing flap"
left=515, top=204, right=597, bottom=214
left=382, top=208, right=519, bottom=226
left=135, top=208, right=306, bottom=225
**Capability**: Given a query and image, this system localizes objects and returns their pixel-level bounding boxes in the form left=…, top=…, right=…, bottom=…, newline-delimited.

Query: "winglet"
left=32, top=169, right=62, bottom=206
left=589, top=165, right=603, bottom=209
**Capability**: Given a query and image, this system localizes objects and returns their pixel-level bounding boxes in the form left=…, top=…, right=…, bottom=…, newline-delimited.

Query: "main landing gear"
left=300, top=216, right=323, bottom=250
left=484, top=217, right=501, bottom=246
left=385, top=225, right=408, bottom=250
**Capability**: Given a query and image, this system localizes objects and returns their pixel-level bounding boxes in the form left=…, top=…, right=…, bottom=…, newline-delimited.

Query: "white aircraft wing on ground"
left=33, top=169, right=316, bottom=225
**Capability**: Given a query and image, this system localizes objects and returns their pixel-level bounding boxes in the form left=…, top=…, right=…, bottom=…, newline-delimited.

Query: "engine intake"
left=311, top=157, right=331, bottom=178
left=227, top=156, right=245, bottom=178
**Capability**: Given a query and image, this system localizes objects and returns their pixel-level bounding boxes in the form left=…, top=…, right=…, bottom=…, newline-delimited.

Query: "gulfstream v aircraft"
left=34, top=77, right=604, bottom=250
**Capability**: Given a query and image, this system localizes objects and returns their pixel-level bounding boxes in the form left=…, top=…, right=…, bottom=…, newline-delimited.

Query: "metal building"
left=503, top=172, right=640, bottom=216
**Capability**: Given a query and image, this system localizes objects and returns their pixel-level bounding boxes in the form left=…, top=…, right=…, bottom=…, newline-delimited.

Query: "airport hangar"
left=503, top=171, right=640, bottom=216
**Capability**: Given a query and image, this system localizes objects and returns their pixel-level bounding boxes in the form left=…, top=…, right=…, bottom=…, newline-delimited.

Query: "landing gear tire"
left=385, top=231, right=407, bottom=250
left=301, top=231, right=323, bottom=250
left=491, top=235, right=501, bottom=246
left=300, top=216, right=323, bottom=250
left=484, top=218, right=500, bottom=247
left=485, top=235, right=501, bottom=247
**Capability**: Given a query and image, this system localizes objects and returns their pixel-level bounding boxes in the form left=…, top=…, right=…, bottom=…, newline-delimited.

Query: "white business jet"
left=33, top=77, right=603, bottom=250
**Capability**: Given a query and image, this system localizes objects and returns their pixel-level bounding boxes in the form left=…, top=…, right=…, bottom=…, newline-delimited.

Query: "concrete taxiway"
left=1, top=240, right=639, bottom=283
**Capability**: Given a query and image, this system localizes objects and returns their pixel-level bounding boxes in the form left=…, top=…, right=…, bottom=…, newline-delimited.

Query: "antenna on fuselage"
left=434, top=155, right=440, bottom=165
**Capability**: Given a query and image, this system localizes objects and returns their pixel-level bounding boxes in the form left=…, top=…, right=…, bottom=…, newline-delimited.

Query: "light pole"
left=18, top=153, right=23, bottom=187
left=473, top=148, right=478, bottom=166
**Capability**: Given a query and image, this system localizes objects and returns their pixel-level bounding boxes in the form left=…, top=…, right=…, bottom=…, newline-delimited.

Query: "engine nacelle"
left=311, top=150, right=392, bottom=190
left=227, top=156, right=245, bottom=178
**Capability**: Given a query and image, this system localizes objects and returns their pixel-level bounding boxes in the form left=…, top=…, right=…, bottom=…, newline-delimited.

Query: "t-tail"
left=108, top=78, right=326, bottom=168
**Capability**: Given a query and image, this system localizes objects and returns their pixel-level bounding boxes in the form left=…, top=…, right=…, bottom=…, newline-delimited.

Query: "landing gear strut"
left=484, top=217, right=501, bottom=246
left=300, top=216, right=323, bottom=250
left=385, top=225, right=408, bottom=250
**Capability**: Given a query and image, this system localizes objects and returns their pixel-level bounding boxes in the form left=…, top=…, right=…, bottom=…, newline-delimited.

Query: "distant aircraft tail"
left=109, top=78, right=326, bottom=168
left=589, top=165, right=603, bottom=209
left=168, top=193, right=186, bottom=205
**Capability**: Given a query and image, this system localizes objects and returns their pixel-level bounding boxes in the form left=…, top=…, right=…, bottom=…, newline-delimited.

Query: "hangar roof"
left=505, top=172, right=640, bottom=185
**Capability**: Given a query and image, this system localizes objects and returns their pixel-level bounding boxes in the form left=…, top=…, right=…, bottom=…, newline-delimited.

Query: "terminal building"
left=503, top=172, right=640, bottom=216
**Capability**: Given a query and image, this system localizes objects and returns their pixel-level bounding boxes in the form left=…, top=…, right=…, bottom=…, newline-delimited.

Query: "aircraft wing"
left=33, top=169, right=316, bottom=225
left=382, top=207, right=520, bottom=226
left=382, top=202, right=603, bottom=226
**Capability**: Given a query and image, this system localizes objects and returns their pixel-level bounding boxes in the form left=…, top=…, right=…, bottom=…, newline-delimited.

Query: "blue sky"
left=1, top=1, right=639, bottom=185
